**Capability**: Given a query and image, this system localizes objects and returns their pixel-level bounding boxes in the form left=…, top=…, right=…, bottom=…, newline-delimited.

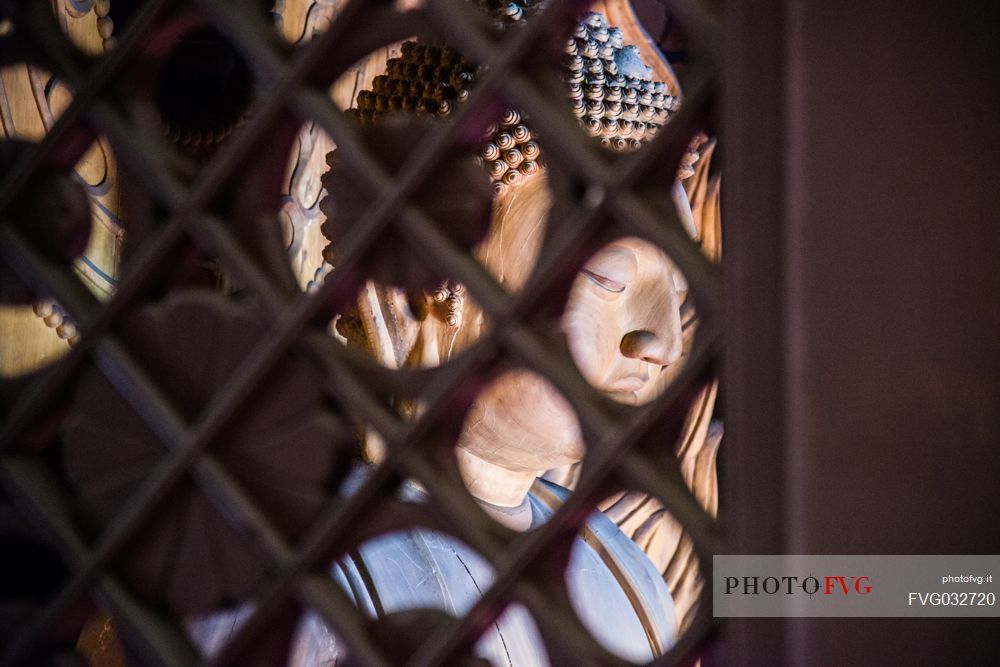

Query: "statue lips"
left=606, top=374, right=648, bottom=394
left=605, top=374, right=649, bottom=405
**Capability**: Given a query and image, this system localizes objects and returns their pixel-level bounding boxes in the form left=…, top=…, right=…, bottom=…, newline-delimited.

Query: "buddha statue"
left=192, top=173, right=683, bottom=665
left=190, top=7, right=704, bottom=663
left=0, top=1, right=719, bottom=664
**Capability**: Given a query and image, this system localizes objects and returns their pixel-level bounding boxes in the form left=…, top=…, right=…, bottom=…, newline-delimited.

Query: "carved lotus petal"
left=63, top=291, right=345, bottom=613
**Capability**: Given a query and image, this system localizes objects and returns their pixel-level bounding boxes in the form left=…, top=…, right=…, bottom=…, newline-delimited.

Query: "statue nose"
left=620, top=329, right=682, bottom=365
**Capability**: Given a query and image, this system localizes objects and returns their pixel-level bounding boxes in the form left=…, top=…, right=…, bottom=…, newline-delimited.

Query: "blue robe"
left=192, top=479, right=676, bottom=665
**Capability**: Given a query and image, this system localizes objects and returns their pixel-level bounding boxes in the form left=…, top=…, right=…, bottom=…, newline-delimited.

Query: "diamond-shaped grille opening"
left=0, top=1, right=721, bottom=665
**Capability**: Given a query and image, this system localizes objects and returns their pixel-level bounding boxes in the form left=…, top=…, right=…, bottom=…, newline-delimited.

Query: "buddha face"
left=459, top=236, right=686, bottom=480
left=562, top=237, right=686, bottom=406
left=457, top=180, right=688, bottom=495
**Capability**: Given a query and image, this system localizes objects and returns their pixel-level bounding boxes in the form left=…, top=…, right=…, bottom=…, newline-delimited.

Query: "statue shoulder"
left=529, top=478, right=678, bottom=655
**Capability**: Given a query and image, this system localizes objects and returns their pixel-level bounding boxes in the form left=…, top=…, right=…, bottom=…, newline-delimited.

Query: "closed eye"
left=582, top=268, right=625, bottom=293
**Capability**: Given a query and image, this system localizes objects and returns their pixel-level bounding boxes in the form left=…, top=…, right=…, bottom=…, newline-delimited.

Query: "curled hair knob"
left=503, top=148, right=524, bottom=168
left=519, top=160, right=539, bottom=176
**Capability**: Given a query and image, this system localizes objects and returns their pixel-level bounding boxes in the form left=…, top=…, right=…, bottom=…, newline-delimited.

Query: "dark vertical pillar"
left=724, top=0, right=1000, bottom=664
left=720, top=0, right=791, bottom=664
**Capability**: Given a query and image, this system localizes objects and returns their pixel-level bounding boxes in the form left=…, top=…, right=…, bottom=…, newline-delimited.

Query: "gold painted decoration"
left=1, top=1, right=122, bottom=375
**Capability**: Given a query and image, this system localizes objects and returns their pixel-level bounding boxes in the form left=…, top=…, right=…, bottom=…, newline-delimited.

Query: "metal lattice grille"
left=0, top=0, right=721, bottom=664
